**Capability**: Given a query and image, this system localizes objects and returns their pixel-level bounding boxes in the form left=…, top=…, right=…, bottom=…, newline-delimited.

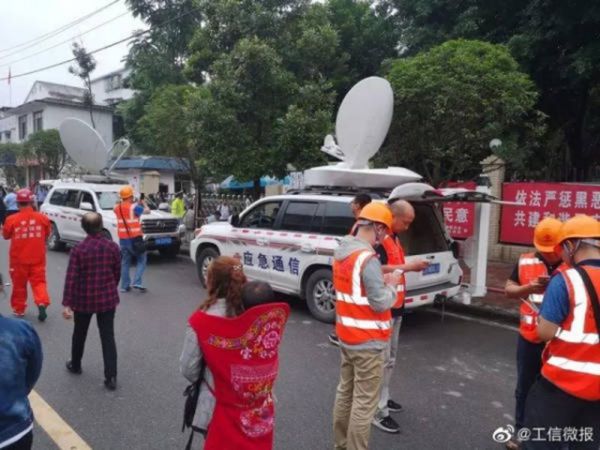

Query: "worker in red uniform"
left=2, top=188, right=52, bottom=321
left=504, top=217, right=564, bottom=449
left=372, top=199, right=429, bottom=434
left=522, top=215, right=600, bottom=449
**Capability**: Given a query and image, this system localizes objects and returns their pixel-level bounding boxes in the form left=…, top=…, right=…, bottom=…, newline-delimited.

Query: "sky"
left=0, top=0, right=145, bottom=107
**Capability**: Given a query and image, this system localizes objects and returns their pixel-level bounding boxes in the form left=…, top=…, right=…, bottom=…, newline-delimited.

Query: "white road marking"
left=424, top=308, right=519, bottom=332
left=29, top=390, right=92, bottom=450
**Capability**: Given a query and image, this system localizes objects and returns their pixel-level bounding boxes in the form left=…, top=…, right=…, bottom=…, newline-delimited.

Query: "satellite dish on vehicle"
left=321, top=134, right=345, bottom=161
left=59, top=118, right=130, bottom=176
left=335, top=76, right=394, bottom=169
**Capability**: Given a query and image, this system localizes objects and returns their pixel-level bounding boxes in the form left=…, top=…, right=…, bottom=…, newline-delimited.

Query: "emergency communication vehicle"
left=190, top=77, right=487, bottom=322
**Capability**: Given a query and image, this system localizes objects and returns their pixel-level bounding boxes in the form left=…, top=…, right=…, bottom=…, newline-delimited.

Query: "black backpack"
left=182, top=358, right=206, bottom=450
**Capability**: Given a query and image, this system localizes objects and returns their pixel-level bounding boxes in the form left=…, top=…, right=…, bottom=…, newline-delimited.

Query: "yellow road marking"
left=29, top=390, right=92, bottom=450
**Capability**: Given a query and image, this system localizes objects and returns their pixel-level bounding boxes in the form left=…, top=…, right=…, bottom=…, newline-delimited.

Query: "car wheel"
left=196, top=247, right=219, bottom=288
left=159, top=244, right=181, bottom=258
left=47, top=223, right=65, bottom=251
left=305, top=268, right=336, bottom=323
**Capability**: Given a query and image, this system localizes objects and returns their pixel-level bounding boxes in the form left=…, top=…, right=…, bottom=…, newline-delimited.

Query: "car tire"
left=47, top=223, right=65, bottom=251
left=196, top=247, right=219, bottom=288
left=159, top=244, right=181, bottom=258
left=305, top=268, right=336, bottom=323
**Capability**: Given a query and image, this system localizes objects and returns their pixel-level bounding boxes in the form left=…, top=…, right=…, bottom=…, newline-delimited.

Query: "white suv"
left=41, top=180, right=183, bottom=257
left=190, top=186, right=463, bottom=322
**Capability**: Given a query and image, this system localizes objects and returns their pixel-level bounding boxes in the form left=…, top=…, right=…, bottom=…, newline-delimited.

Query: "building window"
left=18, top=115, right=27, bottom=140
left=4, top=131, right=10, bottom=141
left=105, top=74, right=122, bottom=92
left=33, top=111, right=43, bottom=132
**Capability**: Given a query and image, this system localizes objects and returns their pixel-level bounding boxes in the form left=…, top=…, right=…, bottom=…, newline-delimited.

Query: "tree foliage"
left=382, top=39, right=543, bottom=185
left=22, top=130, right=68, bottom=179
left=69, top=43, right=97, bottom=128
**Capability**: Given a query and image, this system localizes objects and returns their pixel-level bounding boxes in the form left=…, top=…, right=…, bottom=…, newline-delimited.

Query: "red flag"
left=7, top=67, right=10, bottom=85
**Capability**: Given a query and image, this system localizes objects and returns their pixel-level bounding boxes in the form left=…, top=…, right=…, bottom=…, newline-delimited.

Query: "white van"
left=41, top=179, right=184, bottom=257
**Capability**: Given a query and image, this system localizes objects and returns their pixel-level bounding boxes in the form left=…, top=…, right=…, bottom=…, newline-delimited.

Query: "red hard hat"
left=16, top=188, right=34, bottom=203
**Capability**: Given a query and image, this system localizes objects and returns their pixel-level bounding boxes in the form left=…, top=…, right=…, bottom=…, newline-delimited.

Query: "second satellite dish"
left=59, top=118, right=108, bottom=174
left=335, top=76, right=394, bottom=169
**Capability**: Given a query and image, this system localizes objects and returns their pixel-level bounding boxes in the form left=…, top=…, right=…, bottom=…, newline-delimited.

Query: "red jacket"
left=3, top=207, right=51, bottom=265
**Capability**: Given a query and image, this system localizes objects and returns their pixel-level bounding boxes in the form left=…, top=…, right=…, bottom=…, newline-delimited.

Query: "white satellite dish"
left=59, top=118, right=130, bottom=176
left=321, top=134, right=345, bottom=161
left=336, top=76, right=394, bottom=169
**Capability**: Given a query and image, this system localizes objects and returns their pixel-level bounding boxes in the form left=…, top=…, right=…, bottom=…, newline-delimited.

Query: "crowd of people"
left=0, top=182, right=599, bottom=450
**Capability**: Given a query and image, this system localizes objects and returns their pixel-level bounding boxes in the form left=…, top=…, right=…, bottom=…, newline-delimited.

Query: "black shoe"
left=66, top=361, right=82, bottom=375
left=132, top=285, right=147, bottom=292
left=372, top=415, right=400, bottom=434
left=38, top=305, right=47, bottom=322
left=387, top=399, right=403, bottom=412
left=328, top=333, right=340, bottom=347
left=104, top=377, right=117, bottom=391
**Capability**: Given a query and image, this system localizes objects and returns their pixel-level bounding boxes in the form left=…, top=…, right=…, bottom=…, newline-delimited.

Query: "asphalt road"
left=0, top=239, right=519, bottom=450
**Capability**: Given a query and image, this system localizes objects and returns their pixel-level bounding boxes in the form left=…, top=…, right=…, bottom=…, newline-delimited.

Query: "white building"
left=91, top=68, right=134, bottom=106
left=112, top=156, right=192, bottom=195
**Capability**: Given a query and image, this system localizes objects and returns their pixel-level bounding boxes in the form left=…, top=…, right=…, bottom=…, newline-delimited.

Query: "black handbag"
left=119, top=203, right=146, bottom=255
left=182, top=358, right=207, bottom=450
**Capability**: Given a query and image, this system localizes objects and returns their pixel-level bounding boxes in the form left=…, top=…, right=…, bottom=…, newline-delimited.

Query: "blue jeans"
left=515, top=334, right=544, bottom=429
left=120, top=246, right=147, bottom=289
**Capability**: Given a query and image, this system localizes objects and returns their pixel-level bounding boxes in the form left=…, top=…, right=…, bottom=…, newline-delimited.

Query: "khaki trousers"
left=333, top=347, right=385, bottom=450
left=376, top=316, right=403, bottom=418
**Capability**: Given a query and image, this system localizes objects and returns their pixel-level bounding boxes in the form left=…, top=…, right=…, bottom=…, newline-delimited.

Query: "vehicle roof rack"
left=288, top=186, right=390, bottom=199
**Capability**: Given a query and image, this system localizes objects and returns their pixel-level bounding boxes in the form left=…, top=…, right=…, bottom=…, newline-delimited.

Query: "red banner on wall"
left=501, top=182, right=600, bottom=245
left=441, top=181, right=476, bottom=239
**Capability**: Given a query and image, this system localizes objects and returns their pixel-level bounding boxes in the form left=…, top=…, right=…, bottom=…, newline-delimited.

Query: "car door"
left=267, top=200, right=323, bottom=292
left=233, top=200, right=284, bottom=282
left=71, top=190, right=96, bottom=241
left=61, top=189, right=83, bottom=241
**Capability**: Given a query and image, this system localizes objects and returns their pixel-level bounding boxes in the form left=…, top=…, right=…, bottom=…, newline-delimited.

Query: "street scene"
left=1, top=1, right=599, bottom=450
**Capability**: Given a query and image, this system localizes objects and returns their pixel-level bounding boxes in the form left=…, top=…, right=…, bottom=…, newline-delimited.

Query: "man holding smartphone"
left=504, top=217, right=564, bottom=450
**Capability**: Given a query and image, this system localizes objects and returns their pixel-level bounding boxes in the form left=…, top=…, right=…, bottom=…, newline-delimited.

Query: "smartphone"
left=537, top=275, right=550, bottom=285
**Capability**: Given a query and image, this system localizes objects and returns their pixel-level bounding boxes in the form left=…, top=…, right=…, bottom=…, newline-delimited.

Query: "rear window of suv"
left=321, top=201, right=354, bottom=236
left=398, top=203, right=449, bottom=255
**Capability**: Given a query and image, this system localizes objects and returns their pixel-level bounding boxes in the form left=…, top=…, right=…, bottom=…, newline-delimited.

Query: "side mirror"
left=80, top=202, right=94, bottom=212
left=450, top=240, right=460, bottom=260
left=230, top=214, right=240, bottom=227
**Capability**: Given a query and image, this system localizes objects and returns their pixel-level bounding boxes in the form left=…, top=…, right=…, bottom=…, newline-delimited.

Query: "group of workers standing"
left=504, top=215, right=600, bottom=450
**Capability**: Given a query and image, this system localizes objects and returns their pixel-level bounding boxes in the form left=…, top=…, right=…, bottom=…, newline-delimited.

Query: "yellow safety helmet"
left=533, top=217, right=563, bottom=252
left=119, top=185, right=134, bottom=200
left=557, top=215, right=600, bottom=244
left=358, top=202, right=393, bottom=229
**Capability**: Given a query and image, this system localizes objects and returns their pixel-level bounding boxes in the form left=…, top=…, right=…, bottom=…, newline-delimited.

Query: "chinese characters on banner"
left=441, top=181, right=476, bottom=239
left=500, top=182, right=600, bottom=245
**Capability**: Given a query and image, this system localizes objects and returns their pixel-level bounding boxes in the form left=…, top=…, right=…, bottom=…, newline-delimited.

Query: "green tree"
left=0, top=143, right=25, bottom=187
left=22, top=130, right=68, bottom=179
left=382, top=39, right=544, bottom=185
left=69, top=43, right=97, bottom=128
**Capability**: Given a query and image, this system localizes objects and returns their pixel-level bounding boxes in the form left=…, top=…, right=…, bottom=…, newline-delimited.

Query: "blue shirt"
left=540, top=259, right=600, bottom=325
left=4, top=193, right=17, bottom=211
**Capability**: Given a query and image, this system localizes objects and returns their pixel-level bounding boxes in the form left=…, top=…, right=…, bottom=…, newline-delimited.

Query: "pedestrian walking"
left=180, top=257, right=290, bottom=450
left=114, top=185, right=149, bottom=293
left=329, top=193, right=372, bottom=346
left=372, top=200, right=430, bottom=434
left=522, top=215, right=600, bottom=450
left=3, top=187, right=18, bottom=219
left=503, top=217, right=564, bottom=450
left=0, top=307, right=43, bottom=450
left=332, top=202, right=399, bottom=450
left=62, top=213, right=121, bottom=391
left=2, top=189, right=51, bottom=320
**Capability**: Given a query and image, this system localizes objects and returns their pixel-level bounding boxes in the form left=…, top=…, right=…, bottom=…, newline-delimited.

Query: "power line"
left=0, top=11, right=131, bottom=68
left=0, top=5, right=200, bottom=83
left=0, top=0, right=120, bottom=54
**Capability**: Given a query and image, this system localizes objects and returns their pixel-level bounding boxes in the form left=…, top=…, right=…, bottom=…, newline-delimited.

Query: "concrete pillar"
left=480, top=155, right=505, bottom=260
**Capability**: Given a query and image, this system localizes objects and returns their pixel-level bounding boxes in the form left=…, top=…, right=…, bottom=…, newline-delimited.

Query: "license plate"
left=155, top=237, right=172, bottom=246
left=423, top=263, right=440, bottom=275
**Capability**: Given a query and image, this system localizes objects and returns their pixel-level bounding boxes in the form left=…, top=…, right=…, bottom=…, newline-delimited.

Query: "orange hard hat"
left=557, top=214, right=600, bottom=244
left=533, top=217, right=563, bottom=252
left=119, top=185, right=134, bottom=200
left=358, top=202, right=393, bottom=229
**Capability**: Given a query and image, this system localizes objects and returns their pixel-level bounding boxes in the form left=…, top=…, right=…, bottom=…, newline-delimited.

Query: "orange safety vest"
left=380, top=234, right=406, bottom=309
left=333, top=249, right=392, bottom=345
left=114, top=201, right=142, bottom=239
left=541, top=266, right=600, bottom=401
left=518, top=253, right=550, bottom=343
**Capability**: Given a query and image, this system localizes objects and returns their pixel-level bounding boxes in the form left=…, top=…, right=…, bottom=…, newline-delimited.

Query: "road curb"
left=432, top=299, right=519, bottom=325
